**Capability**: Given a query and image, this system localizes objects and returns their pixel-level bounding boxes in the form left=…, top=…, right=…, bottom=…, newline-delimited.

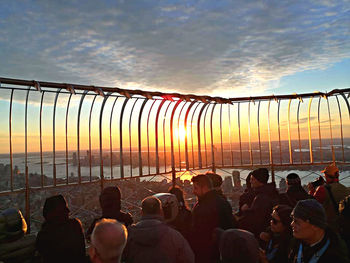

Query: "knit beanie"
left=251, top=168, right=269, bottom=184
left=291, top=199, right=327, bottom=229
left=274, top=205, right=293, bottom=228
left=286, top=173, right=301, bottom=186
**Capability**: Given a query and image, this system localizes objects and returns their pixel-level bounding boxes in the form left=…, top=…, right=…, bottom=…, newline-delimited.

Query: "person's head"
left=153, top=193, right=178, bottom=222
left=89, top=219, right=128, bottom=263
left=250, top=168, right=269, bottom=188
left=43, top=195, right=70, bottom=223
left=286, top=173, right=301, bottom=187
left=246, top=172, right=252, bottom=189
left=270, top=205, right=293, bottom=234
left=291, top=199, right=327, bottom=244
left=191, top=174, right=212, bottom=198
left=100, top=186, right=121, bottom=214
left=0, top=208, right=27, bottom=243
left=168, top=186, right=185, bottom=206
left=141, top=196, right=162, bottom=217
left=206, top=172, right=223, bottom=191
left=214, top=228, right=259, bottom=263
left=321, top=164, right=339, bottom=183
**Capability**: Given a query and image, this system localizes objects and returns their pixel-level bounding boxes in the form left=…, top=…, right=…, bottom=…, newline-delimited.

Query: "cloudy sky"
left=0, top=0, right=349, bottom=97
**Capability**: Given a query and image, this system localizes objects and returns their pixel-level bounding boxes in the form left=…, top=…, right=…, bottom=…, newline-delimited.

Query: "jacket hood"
left=129, top=216, right=168, bottom=246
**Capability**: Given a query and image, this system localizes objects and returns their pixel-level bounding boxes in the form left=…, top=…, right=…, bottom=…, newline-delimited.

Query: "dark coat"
left=169, top=205, right=192, bottom=241
left=36, top=218, right=86, bottom=263
left=123, top=215, right=194, bottom=263
left=238, top=183, right=279, bottom=238
left=86, top=210, right=133, bottom=238
left=238, top=188, right=255, bottom=215
left=288, top=228, right=350, bottom=263
left=190, top=190, right=234, bottom=263
left=279, top=185, right=313, bottom=207
left=265, top=231, right=292, bottom=263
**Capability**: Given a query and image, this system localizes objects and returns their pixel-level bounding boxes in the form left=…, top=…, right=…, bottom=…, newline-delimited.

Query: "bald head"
left=141, top=196, right=162, bottom=216
left=90, top=219, right=128, bottom=263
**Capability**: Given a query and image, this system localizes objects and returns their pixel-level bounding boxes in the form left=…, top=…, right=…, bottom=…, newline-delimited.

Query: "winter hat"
left=43, top=195, right=69, bottom=221
left=286, top=173, right=301, bottom=186
left=291, top=199, right=327, bottom=229
left=251, top=168, right=269, bottom=184
left=214, top=228, right=259, bottom=263
left=321, top=164, right=339, bottom=178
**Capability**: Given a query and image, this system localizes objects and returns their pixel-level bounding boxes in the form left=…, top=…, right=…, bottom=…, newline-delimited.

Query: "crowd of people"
left=0, top=164, right=350, bottom=263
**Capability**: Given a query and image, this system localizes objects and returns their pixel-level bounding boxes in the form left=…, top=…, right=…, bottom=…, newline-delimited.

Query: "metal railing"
left=0, top=77, right=349, bottom=229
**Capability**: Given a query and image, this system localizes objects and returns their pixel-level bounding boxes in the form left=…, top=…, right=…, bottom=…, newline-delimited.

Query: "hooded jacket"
left=123, top=215, right=194, bottom=263
left=238, top=182, right=279, bottom=237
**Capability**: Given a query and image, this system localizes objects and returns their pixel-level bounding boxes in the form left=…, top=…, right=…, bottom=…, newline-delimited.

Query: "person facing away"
left=89, top=218, right=127, bottom=263
left=190, top=173, right=234, bottom=263
left=238, top=172, right=255, bottom=216
left=87, top=186, right=133, bottom=239
left=259, top=205, right=293, bottom=263
left=279, top=173, right=313, bottom=207
left=0, top=208, right=36, bottom=263
left=122, top=196, right=194, bottom=263
left=168, top=186, right=192, bottom=241
left=339, top=195, right=350, bottom=254
left=36, top=194, right=87, bottom=263
left=288, top=199, right=350, bottom=263
left=312, top=164, right=350, bottom=233
left=214, top=228, right=260, bottom=263
left=238, top=168, right=279, bottom=238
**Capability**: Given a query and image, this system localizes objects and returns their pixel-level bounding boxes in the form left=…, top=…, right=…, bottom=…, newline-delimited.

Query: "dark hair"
left=142, top=196, right=161, bottom=215
left=273, top=205, right=293, bottom=231
left=191, top=174, right=212, bottom=188
left=100, top=186, right=121, bottom=212
left=206, top=172, right=223, bottom=188
left=169, top=186, right=185, bottom=204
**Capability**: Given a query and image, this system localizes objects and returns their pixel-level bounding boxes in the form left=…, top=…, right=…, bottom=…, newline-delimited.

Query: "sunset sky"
left=0, top=1, right=349, bottom=154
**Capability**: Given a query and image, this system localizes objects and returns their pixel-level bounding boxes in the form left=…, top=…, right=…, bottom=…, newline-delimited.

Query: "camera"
left=311, top=176, right=325, bottom=188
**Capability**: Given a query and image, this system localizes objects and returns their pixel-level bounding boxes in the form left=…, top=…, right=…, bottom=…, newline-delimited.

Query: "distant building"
left=232, top=170, right=241, bottom=188
left=222, top=176, right=233, bottom=193
left=279, top=178, right=287, bottom=192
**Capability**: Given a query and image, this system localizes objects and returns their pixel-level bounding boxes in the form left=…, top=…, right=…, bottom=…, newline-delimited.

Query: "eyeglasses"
left=271, top=217, right=281, bottom=225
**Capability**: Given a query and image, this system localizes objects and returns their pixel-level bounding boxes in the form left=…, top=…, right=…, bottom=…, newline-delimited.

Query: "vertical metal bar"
left=326, top=97, right=335, bottom=162
left=297, top=100, right=303, bottom=164
left=267, top=100, right=274, bottom=182
left=129, top=99, right=139, bottom=177
left=219, top=104, right=224, bottom=167
left=238, top=102, right=243, bottom=165
left=89, top=94, right=98, bottom=182
left=39, top=91, right=45, bottom=186
left=308, top=97, right=314, bottom=164
left=203, top=103, right=211, bottom=167
left=99, top=93, right=112, bottom=190
left=228, top=103, right=234, bottom=166
left=119, top=98, right=129, bottom=179
left=9, top=89, right=14, bottom=191
left=317, top=97, right=323, bottom=162
left=24, top=87, right=30, bottom=231
left=339, top=93, right=350, bottom=118
left=197, top=103, right=207, bottom=169
left=109, top=97, right=119, bottom=180
left=277, top=100, right=282, bottom=164
left=65, top=93, right=72, bottom=185
left=155, top=100, right=166, bottom=174
left=52, top=89, right=62, bottom=186
left=210, top=103, right=217, bottom=172
left=248, top=101, right=253, bottom=165
left=163, top=101, right=172, bottom=172
left=170, top=100, right=182, bottom=186
left=146, top=100, right=156, bottom=175
left=257, top=101, right=262, bottom=164
left=184, top=101, right=196, bottom=171
left=190, top=103, right=201, bottom=169
left=335, top=96, right=345, bottom=162
left=138, top=99, right=148, bottom=177
left=287, top=99, right=293, bottom=164
left=177, top=102, right=187, bottom=171
left=77, top=91, right=88, bottom=183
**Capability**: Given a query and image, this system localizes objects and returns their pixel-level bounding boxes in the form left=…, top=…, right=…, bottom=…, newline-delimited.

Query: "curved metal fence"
left=0, top=77, right=349, bottom=229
